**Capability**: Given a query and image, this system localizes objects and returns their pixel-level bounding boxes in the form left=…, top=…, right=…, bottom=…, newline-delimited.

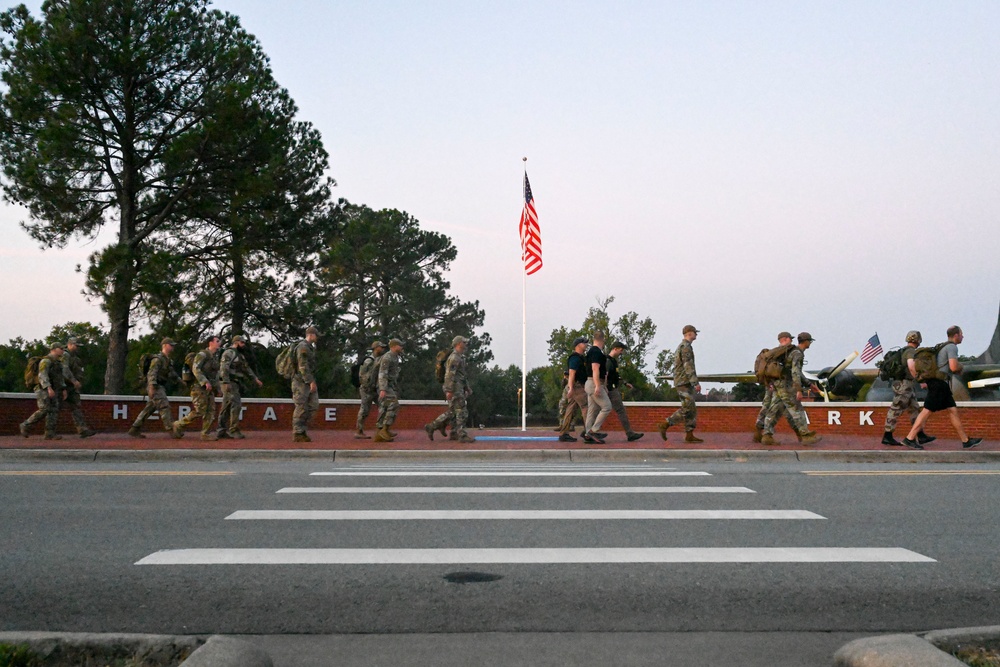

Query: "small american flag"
left=860, top=333, right=883, bottom=364
left=519, top=172, right=542, bottom=275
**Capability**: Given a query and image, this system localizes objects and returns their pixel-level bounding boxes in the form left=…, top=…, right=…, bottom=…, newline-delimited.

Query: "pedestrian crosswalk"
left=136, top=463, right=935, bottom=566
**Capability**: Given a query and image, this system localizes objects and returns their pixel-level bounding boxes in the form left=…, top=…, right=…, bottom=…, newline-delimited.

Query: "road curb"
left=181, top=635, right=273, bottom=667
left=835, top=626, right=1000, bottom=666
left=2, top=447, right=1000, bottom=463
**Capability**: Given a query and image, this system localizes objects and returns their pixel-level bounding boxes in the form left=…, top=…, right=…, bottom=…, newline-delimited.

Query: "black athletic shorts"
left=923, top=378, right=956, bottom=412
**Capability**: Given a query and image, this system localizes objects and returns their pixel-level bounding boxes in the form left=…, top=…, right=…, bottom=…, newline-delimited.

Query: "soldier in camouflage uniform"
left=355, top=340, right=386, bottom=439
left=217, top=335, right=263, bottom=440
left=173, top=335, right=221, bottom=440
left=761, top=332, right=822, bottom=446
left=753, top=332, right=803, bottom=443
left=129, top=338, right=183, bottom=439
left=291, top=326, right=320, bottom=442
left=882, top=330, right=936, bottom=447
left=20, top=342, right=67, bottom=440
left=425, top=335, right=476, bottom=444
left=657, top=325, right=704, bottom=443
left=374, top=338, right=404, bottom=442
left=61, top=337, right=96, bottom=438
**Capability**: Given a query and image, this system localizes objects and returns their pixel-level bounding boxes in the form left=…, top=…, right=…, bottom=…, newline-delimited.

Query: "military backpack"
left=877, top=348, right=907, bottom=382
left=754, top=343, right=795, bottom=384
left=135, top=353, right=156, bottom=390
left=434, top=349, right=451, bottom=384
left=275, top=342, right=298, bottom=380
left=23, top=356, right=43, bottom=389
left=181, top=351, right=199, bottom=384
left=912, top=342, right=950, bottom=382
left=351, top=355, right=375, bottom=389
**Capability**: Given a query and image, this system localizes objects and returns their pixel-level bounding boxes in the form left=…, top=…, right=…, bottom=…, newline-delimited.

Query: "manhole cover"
left=443, top=571, right=504, bottom=584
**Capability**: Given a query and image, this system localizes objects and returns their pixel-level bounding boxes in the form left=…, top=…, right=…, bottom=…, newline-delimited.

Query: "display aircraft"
left=678, top=304, right=1000, bottom=402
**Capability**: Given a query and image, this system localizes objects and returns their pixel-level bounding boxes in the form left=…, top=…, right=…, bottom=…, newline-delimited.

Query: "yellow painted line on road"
left=804, top=471, right=1000, bottom=476
left=0, top=471, right=235, bottom=476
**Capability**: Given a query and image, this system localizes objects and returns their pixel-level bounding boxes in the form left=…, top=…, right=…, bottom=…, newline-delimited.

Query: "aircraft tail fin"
left=973, top=302, right=1000, bottom=364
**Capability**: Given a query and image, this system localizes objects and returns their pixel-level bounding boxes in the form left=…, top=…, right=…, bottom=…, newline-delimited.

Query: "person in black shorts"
left=902, top=325, right=982, bottom=450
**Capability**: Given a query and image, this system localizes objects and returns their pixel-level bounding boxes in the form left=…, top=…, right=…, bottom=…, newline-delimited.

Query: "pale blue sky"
left=2, top=1, right=999, bottom=377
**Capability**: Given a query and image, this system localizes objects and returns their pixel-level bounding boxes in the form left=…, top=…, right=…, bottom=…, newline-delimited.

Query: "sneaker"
left=917, top=431, right=937, bottom=445
left=424, top=424, right=435, bottom=441
left=626, top=432, right=645, bottom=442
left=881, top=432, right=901, bottom=446
left=79, top=428, right=97, bottom=439
left=962, top=437, right=983, bottom=449
left=558, top=433, right=577, bottom=443
left=595, top=432, right=608, bottom=439
left=582, top=432, right=605, bottom=444
left=901, top=438, right=924, bottom=450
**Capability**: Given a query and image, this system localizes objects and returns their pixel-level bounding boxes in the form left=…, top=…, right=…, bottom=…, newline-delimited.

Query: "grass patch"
left=955, top=646, right=1000, bottom=667
left=0, top=644, right=40, bottom=667
left=0, top=643, right=182, bottom=667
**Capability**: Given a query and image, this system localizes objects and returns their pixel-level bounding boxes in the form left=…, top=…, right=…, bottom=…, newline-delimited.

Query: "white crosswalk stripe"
left=226, top=509, right=824, bottom=520
left=277, top=486, right=756, bottom=494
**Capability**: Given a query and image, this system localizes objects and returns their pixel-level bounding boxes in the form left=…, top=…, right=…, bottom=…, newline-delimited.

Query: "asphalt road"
left=2, top=458, right=999, bottom=665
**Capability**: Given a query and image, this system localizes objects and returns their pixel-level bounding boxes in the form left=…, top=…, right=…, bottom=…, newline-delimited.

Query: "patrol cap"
left=611, top=341, right=627, bottom=350
left=777, top=331, right=793, bottom=341
left=232, top=335, right=246, bottom=344
left=682, top=325, right=699, bottom=335
left=66, top=337, right=79, bottom=346
left=49, top=341, right=64, bottom=351
left=371, top=340, right=386, bottom=350
left=797, top=332, right=815, bottom=343
left=572, top=336, right=589, bottom=348
left=305, top=326, right=320, bottom=336
left=161, top=337, right=176, bottom=347
left=452, top=335, right=469, bottom=347
left=906, top=330, right=922, bottom=344
left=388, top=338, right=404, bottom=347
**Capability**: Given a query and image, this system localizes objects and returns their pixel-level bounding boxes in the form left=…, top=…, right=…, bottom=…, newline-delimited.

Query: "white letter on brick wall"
left=828, top=411, right=841, bottom=425
left=239, top=407, right=247, bottom=422
left=325, top=407, right=337, bottom=422
left=263, top=407, right=277, bottom=421
left=177, top=406, right=190, bottom=419
left=859, top=411, right=874, bottom=426
left=113, top=404, right=128, bottom=420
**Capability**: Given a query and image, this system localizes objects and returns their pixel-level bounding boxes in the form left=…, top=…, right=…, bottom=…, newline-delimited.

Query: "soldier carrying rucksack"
left=760, top=332, right=822, bottom=446
left=880, top=331, right=936, bottom=447
left=19, top=342, right=68, bottom=440
left=173, top=335, right=222, bottom=441
left=129, top=338, right=183, bottom=439
left=354, top=340, right=386, bottom=439
left=217, top=335, right=263, bottom=440
left=424, top=335, right=476, bottom=444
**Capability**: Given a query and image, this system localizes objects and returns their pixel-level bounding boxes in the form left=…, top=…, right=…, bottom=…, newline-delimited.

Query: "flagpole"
left=521, top=157, right=528, bottom=432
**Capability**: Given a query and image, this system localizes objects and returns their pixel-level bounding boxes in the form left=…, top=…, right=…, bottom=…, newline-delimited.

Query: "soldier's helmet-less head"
left=906, top=330, right=922, bottom=345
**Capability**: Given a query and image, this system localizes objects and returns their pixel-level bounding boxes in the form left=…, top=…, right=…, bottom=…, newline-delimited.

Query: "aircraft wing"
left=657, top=373, right=757, bottom=383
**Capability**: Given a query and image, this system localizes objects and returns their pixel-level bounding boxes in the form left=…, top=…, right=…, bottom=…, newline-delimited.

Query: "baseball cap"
left=305, top=326, right=320, bottom=336
left=798, top=332, right=816, bottom=343
left=452, top=335, right=469, bottom=347
left=682, top=325, right=699, bottom=335
left=777, top=331, right=793, bottom=341
left=371, top=340, right=386, bottom=350
left=161, top=337, right=176, bottom=346
left=389, top=338, right=404, bottom=347
left=572, top=336, right=589, bottom=347
left=232, top=335, right=246, bottom=344
left=611, top=341, right=627, bottom=350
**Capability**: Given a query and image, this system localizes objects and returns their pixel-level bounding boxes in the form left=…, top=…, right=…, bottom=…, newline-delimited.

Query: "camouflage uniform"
left=22, top=353, right=65, bottom=437
left=292, top=339, right=319, bottom=436
left=666, top=339, right=698, bottom=431
left=376, top=349, right=402, bottom=430
left=755, top=383, right=801, bottom=433
left=174, top=348, right=220, bottom=436
left=763, top=348, right=810, bottom=436
left=356, top=350, right=383, bottom=432
left=132, top=353, right=180, bottom=432
left=429, top=349, right=471, bottom=437
left=61, top=348, right=93, bottom=435
left=217, top=345, right=259, bottom=437
left=884, top=347, right=920, bottom=432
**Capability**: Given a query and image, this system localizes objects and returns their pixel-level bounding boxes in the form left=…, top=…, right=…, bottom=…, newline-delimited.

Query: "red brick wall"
left=3, top=394, right=998, bottom=439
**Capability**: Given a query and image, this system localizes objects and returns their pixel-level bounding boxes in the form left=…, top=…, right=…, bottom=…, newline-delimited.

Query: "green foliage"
left=0, top=643, right=39, bottom=667
left=732, top=381, right=765, bottom=402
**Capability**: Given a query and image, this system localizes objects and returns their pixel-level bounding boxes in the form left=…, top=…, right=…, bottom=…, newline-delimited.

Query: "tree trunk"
left=103, top=254, right=136, bottom=394
left=231, top=230, right=246, bottom=336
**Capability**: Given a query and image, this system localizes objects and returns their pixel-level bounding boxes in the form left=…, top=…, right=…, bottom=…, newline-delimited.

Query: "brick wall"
left=3, top=393, right=998, bottom=439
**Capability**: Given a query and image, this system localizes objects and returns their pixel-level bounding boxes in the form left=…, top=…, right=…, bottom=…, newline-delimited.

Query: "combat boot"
left=43, top=432, right=62, bottom=440
left=448, top=431, right=460, bottom=441
left=354, top=429, right=371, bottom=440
left=388, top=429, right=399, bottom=438
left=800, top=433, right=823, bottom=446
left=761, top=434, right=777, bottom=446
left=373, top=427, right=394, bottom=443
left=293, top=433, right=312, bottom=443
left=128, top=426, right=145, bottom=439
left=424, top=423, right=435, bottom=441
left=684, top=431, right=704, bottom=444
left=439, top=423, right=448, bottom=438
left=657, top=421, right=669, bottom=441
left=882, top=432, right=902, bottom=446
left=457, top=433, right=477, bottom=443
left=79, top=428, right=97, bottom=439
left=200, top=433, right=217, bottom=441
left=752, top=426, right=762, bottom=443
left=19, top=422, right=29, bottom=438
left=230, top=430, right=246, bottom=440
left=171, top=424, right=185, bottom=439
left=216, top=430, right=231, bottom=439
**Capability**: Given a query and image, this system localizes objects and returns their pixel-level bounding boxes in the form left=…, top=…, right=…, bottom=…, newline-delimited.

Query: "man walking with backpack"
left=374, top=338, right=404, bottom=443
left=901, top=326, right=982, bottom=449
left=173, top=335, right=221, bottom=441
left=753, top=332, right=802, bottom=443
left=355, top=340, right=386, bottom=439
left=217, top=335, right=263, bottom=440
left=425, top=335, right=476, bottom=444
left=291, top=326, right=321, bottom=443
left=20, top=342, right=67, bottom=440
left=881, top=331, right=935, bottom=447
left=61, top=337, right=96, bottom=438
left=129, top=338, right=183, bottom=439
left=760, top=332, right=822, bottom=446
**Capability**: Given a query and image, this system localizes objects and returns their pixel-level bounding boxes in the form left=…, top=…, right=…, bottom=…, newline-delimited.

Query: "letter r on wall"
left=828, top=411, right=841, bottom=425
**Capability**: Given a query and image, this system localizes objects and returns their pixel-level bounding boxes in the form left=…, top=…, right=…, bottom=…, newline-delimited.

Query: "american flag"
left=519, top=172, right=542, bottom=275
left=860, top=333, right=883, bottom=364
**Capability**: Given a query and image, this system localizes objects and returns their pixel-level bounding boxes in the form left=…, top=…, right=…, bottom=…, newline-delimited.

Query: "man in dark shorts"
left=902, top=325, right=982, bottom=450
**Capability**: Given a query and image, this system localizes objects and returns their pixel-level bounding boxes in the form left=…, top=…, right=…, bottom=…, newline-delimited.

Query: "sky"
left=1, top=0, right=999, bottom=381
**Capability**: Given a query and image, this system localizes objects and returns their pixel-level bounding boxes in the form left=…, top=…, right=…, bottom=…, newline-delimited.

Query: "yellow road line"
left=0, top=471, right=235, bottom=476
left=804, top=471, right=1000, bottom=476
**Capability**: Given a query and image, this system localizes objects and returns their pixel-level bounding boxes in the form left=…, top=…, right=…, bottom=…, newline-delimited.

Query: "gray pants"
left=584, top=379, right=612, bottom=434
left=607, top=387, right=635, bottom=435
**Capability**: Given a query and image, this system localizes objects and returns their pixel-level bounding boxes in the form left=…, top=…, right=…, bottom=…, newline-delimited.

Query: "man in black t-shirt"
left=558, top=337, right=590, bottom=443
left=607, top=341, right=644, bottom=442
left=582, top=331, right=612, bottom=444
